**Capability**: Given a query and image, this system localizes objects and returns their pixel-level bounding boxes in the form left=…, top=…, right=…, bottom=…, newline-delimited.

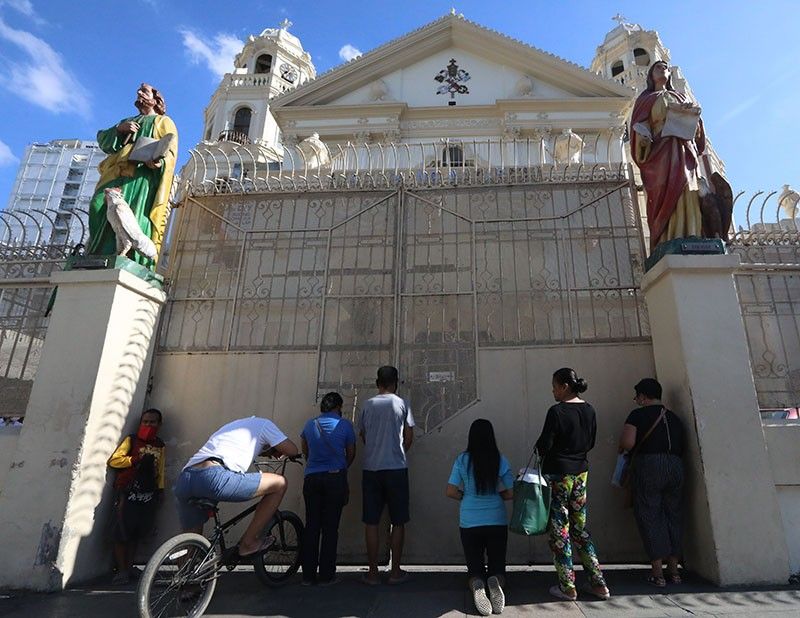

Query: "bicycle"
left=137, top=455, right=304, bottom=618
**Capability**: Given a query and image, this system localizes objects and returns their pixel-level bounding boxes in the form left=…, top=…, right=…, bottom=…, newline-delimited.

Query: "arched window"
left=611, top=60, right=624, bottom=77
left=233, top=107, right=252, bottom=136
left=633, top=48, right=651, bottom=67
left=442, top=145, right=464, bottom=167
left=255, top=54, right=272, bottom=74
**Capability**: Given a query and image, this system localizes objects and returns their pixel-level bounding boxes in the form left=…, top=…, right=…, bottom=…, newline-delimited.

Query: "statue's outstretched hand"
left=145, top=158, right=163, bottom=169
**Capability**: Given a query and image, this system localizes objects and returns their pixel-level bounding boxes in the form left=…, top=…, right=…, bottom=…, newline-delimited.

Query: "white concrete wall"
left=642, top=255, right=790, bottom=585
left=0, top=426, right=20, bottom=496
left=0, top=269, right=165, bottom=590
left=144, top=342, right=654, bottom=565
left=765, top=423, right=800, bottom=574
left=331, top=47, right=573, bottom=107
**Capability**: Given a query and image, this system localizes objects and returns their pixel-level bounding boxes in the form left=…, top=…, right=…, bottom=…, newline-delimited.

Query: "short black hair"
left=376, top=365, right=399, bottom=389
left=320, top=392, right=344, bottom=413
left=142, top=408, right=163, bottom=424
left=634, top=378, right=662, bottom=400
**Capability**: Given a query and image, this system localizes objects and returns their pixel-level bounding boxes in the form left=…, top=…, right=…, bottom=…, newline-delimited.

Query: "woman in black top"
left=619, top=378, right=685, bottom=587
left=536, top=368, right=610, bottom=601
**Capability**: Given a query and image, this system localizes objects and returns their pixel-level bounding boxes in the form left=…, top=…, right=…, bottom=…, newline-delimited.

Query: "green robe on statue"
left=87, top=113, right=178, bottom=269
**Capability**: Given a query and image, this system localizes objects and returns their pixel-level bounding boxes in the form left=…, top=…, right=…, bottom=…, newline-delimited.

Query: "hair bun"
left=574, top=377, right=588, bottom=393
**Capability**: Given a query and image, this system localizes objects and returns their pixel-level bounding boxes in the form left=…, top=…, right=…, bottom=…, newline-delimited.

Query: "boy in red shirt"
left=107, top=408, right=165, bottom=585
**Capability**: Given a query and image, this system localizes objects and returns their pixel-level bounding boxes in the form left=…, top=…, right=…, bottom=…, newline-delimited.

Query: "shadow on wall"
left=61, top=295, right=160, bottom=585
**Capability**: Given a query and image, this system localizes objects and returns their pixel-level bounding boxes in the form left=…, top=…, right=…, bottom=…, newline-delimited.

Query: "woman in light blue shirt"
left=447, top=419, right=514, bottom=616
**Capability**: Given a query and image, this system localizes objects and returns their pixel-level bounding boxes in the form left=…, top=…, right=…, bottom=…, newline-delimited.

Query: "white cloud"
left=0, top=139, right=17, bottom=166
left=180, top=28, right=242, bottom=80
left=0, top=18, right=90, bottom=117
left=0, top=0, right=35, bottom=17
left=338, top=44, right=362, bottom=62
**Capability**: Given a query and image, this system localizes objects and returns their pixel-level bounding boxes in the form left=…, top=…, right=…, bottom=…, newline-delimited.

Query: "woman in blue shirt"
left=447, top=419, right=514, bottom=616
left=300, top=392, right=356, bottom=586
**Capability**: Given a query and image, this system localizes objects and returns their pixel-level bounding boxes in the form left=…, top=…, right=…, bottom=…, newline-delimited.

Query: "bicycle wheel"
left=253, top=511, right=303, bottom=586
left=137, top=533, right=218, bottom=618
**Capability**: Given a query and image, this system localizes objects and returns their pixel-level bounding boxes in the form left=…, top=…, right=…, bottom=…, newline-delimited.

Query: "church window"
left=233, top=107, right=252, bottom=136
left=633, top=48, right=651, bottom=67
left=611, top=60, right=624, bottom=77
left=255, top=54, right=273, bottom=74
left=442, top=145, right=464, bottom=167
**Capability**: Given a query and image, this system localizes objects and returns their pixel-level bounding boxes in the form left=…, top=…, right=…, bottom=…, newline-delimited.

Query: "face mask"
left=137, top=424, right=158, bottom=441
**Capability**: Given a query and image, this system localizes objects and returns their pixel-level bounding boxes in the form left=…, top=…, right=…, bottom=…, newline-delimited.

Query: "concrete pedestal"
left=0, top=269, right=165, bottom=590
left=641, top=254, right=789, bottom=585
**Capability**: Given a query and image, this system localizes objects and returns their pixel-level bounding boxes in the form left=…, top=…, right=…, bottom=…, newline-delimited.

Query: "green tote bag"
left=509, top=451, right=551, bottom=536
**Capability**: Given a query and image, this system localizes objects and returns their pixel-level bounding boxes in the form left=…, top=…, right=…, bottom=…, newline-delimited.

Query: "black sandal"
left=647, top=575, right=666, bottom=588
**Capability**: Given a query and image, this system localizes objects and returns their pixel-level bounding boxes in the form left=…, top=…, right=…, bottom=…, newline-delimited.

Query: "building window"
left=255, top=54, right=272, bottom=74
left=611, top=60, right=624, bottom=77
left=233, top=107, right=252, bottom=136
left=633, top=48, right=651, bottom=67
left=442, top=145, right=464, bottom=167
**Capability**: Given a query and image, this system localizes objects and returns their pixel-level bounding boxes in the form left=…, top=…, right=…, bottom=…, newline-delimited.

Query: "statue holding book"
left=87, top=83, right=178, bottom=268
left=630, top=61, right=732, bottom=251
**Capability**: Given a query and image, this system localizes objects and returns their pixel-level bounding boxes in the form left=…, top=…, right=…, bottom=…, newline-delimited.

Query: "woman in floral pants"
left=536, top=368, right=610, bottom=601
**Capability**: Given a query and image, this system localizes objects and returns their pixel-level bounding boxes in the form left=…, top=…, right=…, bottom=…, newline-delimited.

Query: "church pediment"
left=271, top=13, right=632, bottom=110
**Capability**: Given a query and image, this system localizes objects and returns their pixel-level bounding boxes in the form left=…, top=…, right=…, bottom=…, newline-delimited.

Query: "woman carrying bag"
left=446, top=419, right=514, bottom=615
left=619, top=378, right=685, bottom=588
left=536, top=368, right=610, bottom=602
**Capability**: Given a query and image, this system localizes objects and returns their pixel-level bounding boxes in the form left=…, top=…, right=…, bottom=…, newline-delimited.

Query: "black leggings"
left=459, top=525, right=508, bottom=579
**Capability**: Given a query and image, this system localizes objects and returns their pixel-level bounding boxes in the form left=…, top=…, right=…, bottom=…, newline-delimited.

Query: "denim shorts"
left=173, top=464, right=261, bottom=529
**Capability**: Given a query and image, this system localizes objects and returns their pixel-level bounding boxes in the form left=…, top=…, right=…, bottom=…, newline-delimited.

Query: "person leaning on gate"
left=173, top=416, right=299, bottom=558
left=107, top=408, right=166, bottom=586
left=358, top=365, right=415, bottom=586
left=299, top=392, right=356, bottom=586
left=618, top=378, right=686, bottom=588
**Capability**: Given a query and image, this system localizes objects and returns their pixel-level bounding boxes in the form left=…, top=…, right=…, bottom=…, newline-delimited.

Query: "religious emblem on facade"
left=434, top=58, right=470, bottom=105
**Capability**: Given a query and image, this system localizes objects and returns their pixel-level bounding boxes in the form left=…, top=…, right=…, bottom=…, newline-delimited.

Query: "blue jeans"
left=173, top=464, right=261, bottom=529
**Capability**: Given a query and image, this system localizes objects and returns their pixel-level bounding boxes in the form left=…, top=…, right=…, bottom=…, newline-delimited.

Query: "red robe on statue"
left=630, top=89, right=706, bottom=249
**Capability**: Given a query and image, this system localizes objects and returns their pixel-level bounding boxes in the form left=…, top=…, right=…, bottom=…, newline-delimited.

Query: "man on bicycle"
left=174, top=416, right=299, bottom=557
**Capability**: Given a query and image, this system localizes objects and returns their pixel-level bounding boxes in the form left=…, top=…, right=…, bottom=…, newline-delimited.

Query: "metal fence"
left=730, top=189, right=800, bottom=414
left=0, top=209, right=88, bottom=417
left=162, top=156, right=648, bottom=431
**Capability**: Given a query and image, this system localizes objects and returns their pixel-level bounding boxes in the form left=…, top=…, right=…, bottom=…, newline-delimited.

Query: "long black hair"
left=465, top=419, right=500, bottom=495
left=553, top=367, right=588, bottom=394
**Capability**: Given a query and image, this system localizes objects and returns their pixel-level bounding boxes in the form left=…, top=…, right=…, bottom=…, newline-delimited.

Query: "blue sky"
left=0, top=0, right=798, bottom=218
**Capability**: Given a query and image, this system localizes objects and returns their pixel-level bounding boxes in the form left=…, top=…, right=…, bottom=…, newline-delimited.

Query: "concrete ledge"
left=641, top=253, right=741, bottom=293
left=52, top=268, right=166, bottom=303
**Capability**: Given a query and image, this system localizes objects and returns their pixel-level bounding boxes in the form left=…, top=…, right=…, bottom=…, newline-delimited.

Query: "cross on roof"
left=279, top=18, right=293, bottom=30
left=612, top=13, right=627, bottom=26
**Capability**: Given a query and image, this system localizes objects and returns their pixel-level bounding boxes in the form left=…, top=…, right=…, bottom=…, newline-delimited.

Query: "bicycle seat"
left=188, top=497, right=218, bottom=511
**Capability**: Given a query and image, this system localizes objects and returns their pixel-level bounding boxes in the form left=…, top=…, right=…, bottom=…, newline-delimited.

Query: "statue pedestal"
left=0, top=268, right=166, bottom=590
left=645, top=236, right=725, bottom=272
left=641, top=254, right=789, bottom=585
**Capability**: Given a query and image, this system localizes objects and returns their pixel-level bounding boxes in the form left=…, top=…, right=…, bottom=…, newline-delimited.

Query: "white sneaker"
left=487, top=575, right=505, bottom=614
left=470, top=578, right=492, bottom=616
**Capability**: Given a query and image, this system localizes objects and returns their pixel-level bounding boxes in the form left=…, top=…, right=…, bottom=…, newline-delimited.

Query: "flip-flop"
left=360, top=574, right=381, bottom=586
left=646, top=575, right=666, bottom=588
left=237, top=534, right=275, bottom=558
left=387, top=571, right=409, bottom=585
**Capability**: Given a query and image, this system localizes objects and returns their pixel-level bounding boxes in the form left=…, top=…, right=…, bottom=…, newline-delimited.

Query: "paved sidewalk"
left=2, top=566, right=800, bottom=617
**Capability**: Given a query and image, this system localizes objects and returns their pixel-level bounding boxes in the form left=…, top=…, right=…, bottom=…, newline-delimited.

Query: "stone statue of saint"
left=630, top=61, right=731, bottom=249
left=87, top=83, right=178, bottom=268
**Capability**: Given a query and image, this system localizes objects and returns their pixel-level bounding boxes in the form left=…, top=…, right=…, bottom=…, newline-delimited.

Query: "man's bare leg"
left=389, top=524, right=405, bottom=579
left=364, top=524, right=381, bottom=583
left=238, top=472, right=287, bottom=555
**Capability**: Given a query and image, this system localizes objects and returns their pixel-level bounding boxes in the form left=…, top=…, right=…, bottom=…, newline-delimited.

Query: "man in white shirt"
left=358, top=366, right=415, bottom=585
left=174, top=416, right=298, bottom=557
